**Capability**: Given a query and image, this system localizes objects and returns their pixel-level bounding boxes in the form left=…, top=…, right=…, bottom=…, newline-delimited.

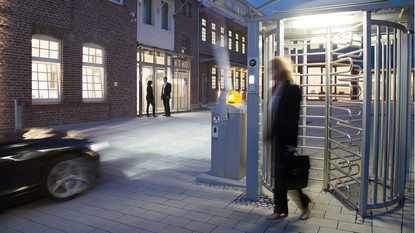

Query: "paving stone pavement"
left=0, top=110, right=413, bottom=233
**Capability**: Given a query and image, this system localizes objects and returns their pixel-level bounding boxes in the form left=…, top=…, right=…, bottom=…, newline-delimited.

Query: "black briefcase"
left=275, top=155, right=310, bottom=190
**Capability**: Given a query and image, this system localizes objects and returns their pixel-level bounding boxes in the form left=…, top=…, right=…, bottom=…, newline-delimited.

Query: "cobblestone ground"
left=0, top=110, right=413, bottom=233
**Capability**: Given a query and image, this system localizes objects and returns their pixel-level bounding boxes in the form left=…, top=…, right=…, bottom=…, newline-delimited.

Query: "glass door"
left=172, top=69, right=189, bottom=111
left=177, top=70, right=189, bottom=111
left=156, top=68, right=165, bottom=112
left=141, top=66, right=154, bottom=114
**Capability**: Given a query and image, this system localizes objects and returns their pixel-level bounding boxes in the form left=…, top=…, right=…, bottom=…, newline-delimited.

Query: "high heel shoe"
left=266, top=213, right=288, bottom=220
left=299, top=206, right=310, bottom=220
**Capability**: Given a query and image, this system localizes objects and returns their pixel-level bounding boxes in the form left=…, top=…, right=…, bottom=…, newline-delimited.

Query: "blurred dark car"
left=0, top=128, right=103, bottom=209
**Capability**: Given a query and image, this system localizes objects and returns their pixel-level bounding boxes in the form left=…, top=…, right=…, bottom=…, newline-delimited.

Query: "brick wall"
left=174, top=0, right=199, bottom=107
left=0, top=0, right=137, bottom=129
left=174, top=2, right=247, bottom=107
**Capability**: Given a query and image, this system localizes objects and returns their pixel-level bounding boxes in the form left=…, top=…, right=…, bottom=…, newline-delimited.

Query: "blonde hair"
left=271, top=56, right=293, bottom=83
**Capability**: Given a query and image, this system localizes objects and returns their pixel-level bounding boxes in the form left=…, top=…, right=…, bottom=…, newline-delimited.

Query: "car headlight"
left=86, top=141, right=109, bottom=152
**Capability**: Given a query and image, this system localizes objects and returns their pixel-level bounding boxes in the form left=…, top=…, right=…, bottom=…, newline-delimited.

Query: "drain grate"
left=232, top=192, right=275, bottom=210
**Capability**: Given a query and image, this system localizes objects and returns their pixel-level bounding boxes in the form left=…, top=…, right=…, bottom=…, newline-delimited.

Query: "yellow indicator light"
left=227, top=92, right=241, bottom=105
left=228, top=94, right=235, bottom=104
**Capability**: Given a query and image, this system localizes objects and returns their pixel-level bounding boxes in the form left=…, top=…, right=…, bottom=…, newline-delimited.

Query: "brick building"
left=174, top=0, right=248, bottom=108
left=0, top=0, right=137, bottom=129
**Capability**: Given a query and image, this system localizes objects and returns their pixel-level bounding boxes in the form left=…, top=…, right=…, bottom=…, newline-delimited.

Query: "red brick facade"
left=0, top=0, right=137, bottom=129
left=174, top=1, right=247, bottom=107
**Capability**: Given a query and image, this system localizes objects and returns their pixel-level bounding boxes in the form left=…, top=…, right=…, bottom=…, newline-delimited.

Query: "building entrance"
left=137, top=46, right=191, bottom=116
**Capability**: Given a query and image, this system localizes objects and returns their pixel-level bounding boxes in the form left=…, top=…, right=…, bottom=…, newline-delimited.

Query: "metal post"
left=246, top=21, right=261, bottom=201
left=323, top=27, right=332, bottom=190
left=359, top=11, right=372, bottom=217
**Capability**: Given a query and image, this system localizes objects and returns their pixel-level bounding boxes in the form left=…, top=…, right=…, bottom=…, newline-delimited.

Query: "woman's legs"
left=288, top=189, right=311, bottom=219
left=274, top=189, right=289, bottom=214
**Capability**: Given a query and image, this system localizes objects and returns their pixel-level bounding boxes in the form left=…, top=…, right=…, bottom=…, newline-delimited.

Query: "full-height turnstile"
left=247, top=7, right=413, bottom=217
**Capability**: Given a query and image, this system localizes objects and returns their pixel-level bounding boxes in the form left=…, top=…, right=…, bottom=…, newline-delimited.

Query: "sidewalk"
left=0, top=110, right=413, bottom=233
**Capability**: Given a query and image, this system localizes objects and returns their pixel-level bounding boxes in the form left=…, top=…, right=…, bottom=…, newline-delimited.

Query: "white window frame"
left=220, top=27, right=225, bottom=47
left=211, top=23, right=216, bottom=44
left=242, top=36, right=246, bottom=54
left=242, top=72, right=246, bottom=90
left=235, top=33, right=239, bottom=53
left=82, top=43, right=105, bottom=102
left=235, top=71, right=240, bottom=90
left=32, top=34, right=61, bottom=103
left=211, top=67, right=217, bottom=90
left=220, top=68, right=225, bottom=90
left=228, top=30, right=232, bottom=50
left=201, top=18, right=207, bottom=42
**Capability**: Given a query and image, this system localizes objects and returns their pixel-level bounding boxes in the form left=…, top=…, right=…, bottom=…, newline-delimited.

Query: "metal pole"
left=359, top=11, right=372, bottom=218
left=246, top=21, right=261, bottom=201
left=323, top=27, right=332, bottom=190
left=372, top=25, right=381, bottom=205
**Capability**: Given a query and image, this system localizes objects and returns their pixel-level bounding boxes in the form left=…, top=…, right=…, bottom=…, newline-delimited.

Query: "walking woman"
left=146, top=80, right=157, bottom=117
left=265, top=56, right=310, bottom=220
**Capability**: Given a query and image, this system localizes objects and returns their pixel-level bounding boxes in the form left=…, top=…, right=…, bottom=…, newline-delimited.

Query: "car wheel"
left=45, top=156, right=92, bottom=199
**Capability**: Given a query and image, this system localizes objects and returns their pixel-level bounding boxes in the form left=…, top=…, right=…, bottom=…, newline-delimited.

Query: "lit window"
left=228, top=30, right=232, bottom=50
left=242, top=72, right=246, bottom=90
left=235, top=33, right=239, bottom=53
left=201, top=18, right=207, bottom=42
left=211, top=67, right=217, bottom=90
left=220, top=69, right=225, bottom=90
left=143, top=0, right=151, bottom=25
left=235, top=71, right=240, bottom=90
left=161, top=2, right=168, bottom=30
left=220, top=27, right=225, bottom=47
left=242, top=36, right=246, bottom=54
left=229, top=70, right=233, bottom=89
left=32, top=35, right=61, bottom=103
left=211, top=23, right=216, bottom=44
left=82, top=43, right=105, bottom=102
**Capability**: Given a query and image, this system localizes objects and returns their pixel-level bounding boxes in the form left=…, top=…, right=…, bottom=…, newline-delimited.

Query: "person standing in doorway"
left=146, top=80, right=157, bottom=117
left=161, top=76, right=171, bottom=117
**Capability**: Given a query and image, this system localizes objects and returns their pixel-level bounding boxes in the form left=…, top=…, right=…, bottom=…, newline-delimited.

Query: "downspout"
left=197, top=2, right=201, bottom=108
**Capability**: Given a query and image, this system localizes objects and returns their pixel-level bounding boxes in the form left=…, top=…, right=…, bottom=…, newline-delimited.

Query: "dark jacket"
left=146, top=85, right=154, bottom=101
left=161, top=82, right=171, bottom=99
left=271, top=82, right=301, bottom=149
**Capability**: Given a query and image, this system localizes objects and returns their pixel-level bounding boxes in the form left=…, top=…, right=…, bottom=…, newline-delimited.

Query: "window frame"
left=242, top=72, right=246, bottom=91
left=82, top=43, right=106, bottom=102
left=220, top=68, right=225, bottom=90
left=235, top=33, right=239, bottom=53
left=31, top=34, right=61, bottom=103
left=211, top=23, right=216, bottom=44
left=211, top=67, right=217, bottom=90
left=181, top=0, right=191, bottom=17
left=235, top=71, right=240, bottom=90
left=220, top=27, right=225, bottom=47
left=242, top=36, right=246, bottom=54
left=228, top=30, right=232, bottom=50
left=201, top=18, right=207, bottom=42
left=161, top=1, right=168, bottom=30
left=181, top=38, right=190, bottom=55
left=143, top=0, right=152, bottom=25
